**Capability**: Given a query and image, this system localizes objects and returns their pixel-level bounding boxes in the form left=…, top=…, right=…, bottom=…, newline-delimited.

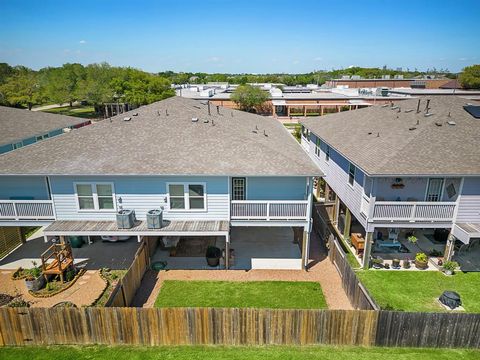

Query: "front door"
left=232, top=177, right=246, bottom=200
left=426, top=178, right=444, bottom=202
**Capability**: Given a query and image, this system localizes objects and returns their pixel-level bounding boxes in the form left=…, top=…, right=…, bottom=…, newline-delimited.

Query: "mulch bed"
left=174, top=237, right=217, bottom=257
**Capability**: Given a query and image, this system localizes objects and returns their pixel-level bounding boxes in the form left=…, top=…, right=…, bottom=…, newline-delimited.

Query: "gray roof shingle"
left=0, top=97, right=322, bottom=177
left=301, top=96, right=480, bottom=176
left=0, top=106, right=86, bottom=146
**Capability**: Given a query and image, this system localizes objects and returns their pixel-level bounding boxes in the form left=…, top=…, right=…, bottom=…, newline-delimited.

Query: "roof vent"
left=424, top=113, right=434, bottom=117
left=381, top=104, right=389, bottom=108
left=263, top=130, right=268, bottom=137
left=405, top=109, right=414, bottom=113
left=132, top=113, right=138, bottom=116
left=123, top=117, right=131, bottom=121
left=203, top=118, right=209, bottom=123
left=448, top=121, right=456, bottom=126
left=409, top=127, right=416, bottom=131
left=391, top=106, right=399, bottom=110
left=191, top=117, right=199, bottom=122
left=435, top=122, right=442, bottom=127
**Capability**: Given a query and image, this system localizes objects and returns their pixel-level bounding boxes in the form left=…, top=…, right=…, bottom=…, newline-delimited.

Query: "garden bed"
left=92, top=269, right=127, bottom=307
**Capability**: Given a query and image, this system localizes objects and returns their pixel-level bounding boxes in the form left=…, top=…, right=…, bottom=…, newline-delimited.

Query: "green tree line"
left=0, top=62, right=175, bottom=111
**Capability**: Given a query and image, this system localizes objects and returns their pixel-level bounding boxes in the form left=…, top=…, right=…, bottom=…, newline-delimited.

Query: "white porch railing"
left=231, top=200, right=309, bottom=221
left=0, top=200, right=56, bottom=220
left=372, top=201, right=456, bottom=222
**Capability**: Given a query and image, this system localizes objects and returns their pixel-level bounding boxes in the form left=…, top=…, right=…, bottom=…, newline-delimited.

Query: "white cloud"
left=314, top=57, right=323, bottom=61
left=79, top=40, right=86, bottom=44
left=458, top=57, right=467, bottom=61
left=208, top=56, right=221, bottom=62
left=293, top=60, right=300, bottom=64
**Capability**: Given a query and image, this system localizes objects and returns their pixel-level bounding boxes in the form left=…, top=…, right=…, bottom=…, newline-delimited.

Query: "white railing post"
left=410, top=203, right=416, bottom=221
left=266, top=202, right=270, bottom=221
left=13, top=202, right=19, bottom=220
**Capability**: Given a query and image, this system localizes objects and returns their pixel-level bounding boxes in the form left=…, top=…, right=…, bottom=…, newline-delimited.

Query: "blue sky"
left=0, top=0, right=479, bottom=73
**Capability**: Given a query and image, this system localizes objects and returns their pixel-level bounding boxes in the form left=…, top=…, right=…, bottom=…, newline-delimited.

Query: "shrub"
left=25, top=261, right=42, bottom=280
left=443, top=260, right=459, bottom=272
left=407, top=235, right=418, bottom=244
left=415, top=252, right=428, bottom=263
left=65, top=268, right=76, bottom=282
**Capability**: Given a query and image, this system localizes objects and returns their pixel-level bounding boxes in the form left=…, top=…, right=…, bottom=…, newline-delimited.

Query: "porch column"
left=343, top=207, right=352, bottom=244
left=443, top=233, right=456, bottom=262
left=287, top=106, right=291, bottom=117
left=321, top=105, right=324, bottom=116
left=333, top=196, right=340, bottom=226
left=225, top=233, right=230, bottom=269
left=315, top=177, right=322, bottom=200
left=59, top=235, right=65, bottom=244
left=43, top=235, right=49, bottom=243
left=303, top=106, right=307, bottom=117
left=324, top=182, right=331, bottom=203
left=301, top=230, right=310, bottom=271
left=362, top=232, right=373, bottom=269
left=137, top=235, right=142, bottom=243
left=272, top=104, right=276, bottom=118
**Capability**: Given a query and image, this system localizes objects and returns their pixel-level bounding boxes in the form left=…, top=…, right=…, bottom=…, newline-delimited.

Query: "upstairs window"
left=315, top=138, right=321, bottom=157
left=325, top=145, right=330, bottom=162
left=348, top=163, right=356, bottom=186
left=168, top=183, right=206, bottom=211
left=12, top=142, right=23, bottom=150
left=232, top=177, right=246, bottom=200
left=75, top=183, right=115, bottom=211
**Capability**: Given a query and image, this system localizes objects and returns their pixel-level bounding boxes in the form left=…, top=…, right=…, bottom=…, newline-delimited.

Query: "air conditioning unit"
left=116, top=209, right=136, bottom=229
left=147, top=209, right=163, bottom=229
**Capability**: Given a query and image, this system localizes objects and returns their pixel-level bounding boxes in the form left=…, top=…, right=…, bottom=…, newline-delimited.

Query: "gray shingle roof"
left=0, top=106, right=86, bottom=146
left=301, top=96, right=480, bottom=176
left=0, top=97, right=322, bottom=177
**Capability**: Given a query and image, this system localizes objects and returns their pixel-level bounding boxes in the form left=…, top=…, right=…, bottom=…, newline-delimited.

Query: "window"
left=232, top=177, right=246, bottom=200
left=36, top=134, right=49, bottom=141
left=168, top=183, right=206, bottom=211
left=12, top=142, right=23, bottom=150
left=325, top=145, right=330, bottom=162
left=75, top=183, right=115, bottom=211
left=301, top=126, right=310, bottom=139
left=348, top=163, right=356, bottom=186
left=315, top=138, right=321, bottom=157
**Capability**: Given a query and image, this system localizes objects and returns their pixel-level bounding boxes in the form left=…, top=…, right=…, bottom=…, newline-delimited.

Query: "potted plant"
left=407, top=235, right=418, bottom=245
left=205, top=246, right=222, bottom=267
left=371, top=257, right=383, bottom=269
left=392, top=258, right=401, bottom=269
left=403, top=258, right=411, bottom=269
left=442, top=260, right=459, bottom=275
left=414, top=252, right=428, bottom=270
left=24, top=261, right=45, bottom=291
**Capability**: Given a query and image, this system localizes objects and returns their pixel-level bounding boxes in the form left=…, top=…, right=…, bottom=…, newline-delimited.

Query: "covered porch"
left=151, top=227, right=304, bottom=270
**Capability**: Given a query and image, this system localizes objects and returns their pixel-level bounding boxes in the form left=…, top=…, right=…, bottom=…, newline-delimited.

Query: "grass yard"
left=155, top=280, right=327, bottom=309
left=42, top=105, right=97, bottom=119
left=357, top=270, right=480, bottom=312
left=0, top=345, right=478, bottom=360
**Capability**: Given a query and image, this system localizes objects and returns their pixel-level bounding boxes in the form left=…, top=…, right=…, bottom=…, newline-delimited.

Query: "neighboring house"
left=0, top=106, right=91, bottom=154
left=0, top=97, right=322, bottom=270
left=301, top=96, right=480, bottom=269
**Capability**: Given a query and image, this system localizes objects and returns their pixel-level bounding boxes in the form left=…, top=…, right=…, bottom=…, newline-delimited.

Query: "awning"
left=272, top=100, right=287, bottom=106
left=452, top=223, right=480, bottom=244
left=44, top=220, right=230, bottom=237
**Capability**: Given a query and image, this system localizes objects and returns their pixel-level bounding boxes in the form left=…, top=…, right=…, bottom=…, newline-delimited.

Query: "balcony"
left=0, top=200, right=56, bottom=221
left=371, top=201, right=456, bottom=222
left=231, top=200, right=309, bottom=221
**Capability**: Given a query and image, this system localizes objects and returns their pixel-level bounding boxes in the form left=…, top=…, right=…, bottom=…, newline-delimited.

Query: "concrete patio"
left=151, top=227, right=302, bottom=270
left=0, top=234, right=140, bottom=270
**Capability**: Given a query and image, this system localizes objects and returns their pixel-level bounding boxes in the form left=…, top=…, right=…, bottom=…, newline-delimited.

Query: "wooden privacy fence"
left=106, top=236, right=157, bottom=307
left=328, top=236, right=379, bottom=310
left=313, top=204, right=378, bottom=310
left=0, top=307, right=479, bottom=348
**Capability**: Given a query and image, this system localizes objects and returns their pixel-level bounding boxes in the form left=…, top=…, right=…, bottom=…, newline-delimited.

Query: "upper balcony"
left=231, top=200, right=309, bottom=221
left=361, top=196, right=456, bottom=223
left=0, top=200, right=56, bottom=221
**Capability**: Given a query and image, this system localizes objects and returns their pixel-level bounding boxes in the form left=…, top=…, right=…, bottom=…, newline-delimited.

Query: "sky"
left=0, top=0, right=479, bottom=74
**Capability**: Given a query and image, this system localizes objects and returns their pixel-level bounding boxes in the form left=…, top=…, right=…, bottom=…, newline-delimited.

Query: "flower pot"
left=415, top=260, right=428, bottom=270
left=206, top=257, right=220, bottom=267
left=444, top=269, right=453, bottom=276
left=25, top=276, right=45, bottom=292
left=392, top=259, right=401, bottom=269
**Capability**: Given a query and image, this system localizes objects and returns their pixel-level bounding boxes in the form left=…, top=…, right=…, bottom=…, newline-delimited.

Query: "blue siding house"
left=0, top=97, right=322, bottom=270
left=301, top=96, right=480, bottom=270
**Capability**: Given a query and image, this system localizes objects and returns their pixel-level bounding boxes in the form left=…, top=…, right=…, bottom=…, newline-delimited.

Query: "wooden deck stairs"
left=41, top=243, right=74, bottom=282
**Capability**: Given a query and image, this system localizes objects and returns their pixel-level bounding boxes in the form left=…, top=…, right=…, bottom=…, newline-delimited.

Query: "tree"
left=459, top=64, right=480, bottom=89
left=230, top=84, right=269, bottom=112
left=43, top=63, right=85, bottom=106
left=0, top=67, right=43, bottom=109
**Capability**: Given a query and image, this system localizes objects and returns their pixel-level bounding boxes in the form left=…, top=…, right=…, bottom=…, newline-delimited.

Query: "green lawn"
left=155, top=280, right=327, bottom=309
left=1, top=345, right=478, bottom=360
left=42, top=105, right=97, bottom=119
left=357, top=270, right=480, bottom=312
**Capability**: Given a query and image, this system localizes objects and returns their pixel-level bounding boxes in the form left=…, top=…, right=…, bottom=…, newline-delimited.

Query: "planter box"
left=116, top=209, right=136, bottom=229
left=146, top=209, right=163, bottom=229
left=25, top=276, right=45, bottom=292
left=415, top=260, right=428, bottom=270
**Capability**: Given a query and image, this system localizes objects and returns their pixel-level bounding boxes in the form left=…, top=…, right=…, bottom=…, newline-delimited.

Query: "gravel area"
left=133, top=232, right=353, bottom=310
left=0, top=270, right=106, bottom=307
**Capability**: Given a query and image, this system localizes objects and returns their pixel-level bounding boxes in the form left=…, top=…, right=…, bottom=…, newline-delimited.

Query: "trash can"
left=439, top=291, right=461, bottom=309
left=69, top=236, right=84, bottom=248
left=147, top=209, right=163, bottom=229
